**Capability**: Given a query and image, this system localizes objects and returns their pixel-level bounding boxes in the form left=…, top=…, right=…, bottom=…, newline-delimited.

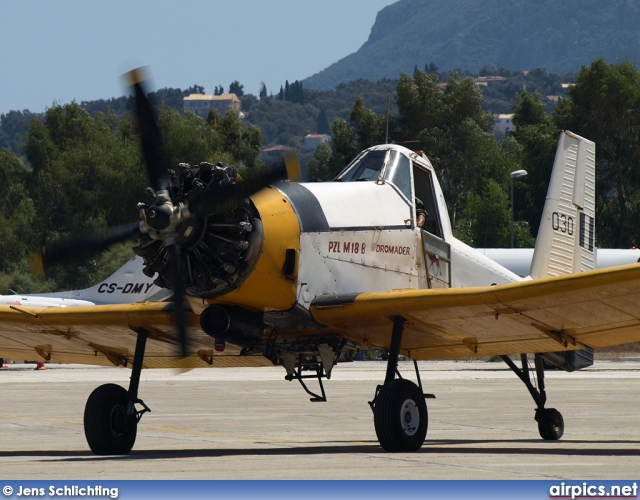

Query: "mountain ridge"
left=303, top=0, right=640, bottom=89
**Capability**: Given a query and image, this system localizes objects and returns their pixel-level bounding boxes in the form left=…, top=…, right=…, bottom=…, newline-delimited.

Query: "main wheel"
left=84, top=383, right=137, bottom=455
left=536, top=408, right=564, bottom=440
left=374, top=379, right=428, bottom=452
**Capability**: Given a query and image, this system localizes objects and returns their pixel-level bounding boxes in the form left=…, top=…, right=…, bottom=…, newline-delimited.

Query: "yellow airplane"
left=2, top=69, right=639, bottom=455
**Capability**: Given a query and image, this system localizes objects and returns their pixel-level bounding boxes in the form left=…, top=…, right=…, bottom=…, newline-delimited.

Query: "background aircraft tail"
left=529, top=131, right=596, bottom=279
left=40, top=256, right=170, bottom=305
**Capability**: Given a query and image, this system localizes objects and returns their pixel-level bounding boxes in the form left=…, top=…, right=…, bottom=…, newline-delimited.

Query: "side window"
left=413, top=165, right=443, bottom=238
left=385, top=150, right=413, bottom=201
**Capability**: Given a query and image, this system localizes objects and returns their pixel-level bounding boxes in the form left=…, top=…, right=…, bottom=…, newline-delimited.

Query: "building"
left=183, top=93, right=242, bottom=118
left=303, top=134, right=331, bottom=150
left=494, top=113, right=515, bottom=136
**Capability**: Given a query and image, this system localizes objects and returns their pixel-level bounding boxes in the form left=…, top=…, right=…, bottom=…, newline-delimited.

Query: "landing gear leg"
left=84, top=328, right=151, bottom=455
left=501, top=353, right=564, bottom=440
left=370, top=316, right=428, bottom=452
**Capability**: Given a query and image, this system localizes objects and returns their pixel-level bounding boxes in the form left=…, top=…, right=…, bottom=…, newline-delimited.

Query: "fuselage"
left=187, top=144, right=521, bottom=317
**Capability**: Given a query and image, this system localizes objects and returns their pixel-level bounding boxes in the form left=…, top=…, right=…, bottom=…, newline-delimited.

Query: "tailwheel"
left=536, top=408, right=564, bottom=440
left=374, top=379, right=428, bottom=452
left=84, top=383, right=137, bottom=455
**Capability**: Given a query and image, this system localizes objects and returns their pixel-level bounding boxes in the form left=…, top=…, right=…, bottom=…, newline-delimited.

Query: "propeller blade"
left=167, top=243, right=189, bottom=360
left=36, top=221, right=141, bottom=267
left=282, top=149, right=302, bottom=182
left=125, top=67, right=171, bottom=193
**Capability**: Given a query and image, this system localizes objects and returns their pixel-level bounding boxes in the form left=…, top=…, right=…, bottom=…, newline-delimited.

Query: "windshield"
left=336, top=150, right=388, bottom=182
left=385, top=150, right=412, bottom=201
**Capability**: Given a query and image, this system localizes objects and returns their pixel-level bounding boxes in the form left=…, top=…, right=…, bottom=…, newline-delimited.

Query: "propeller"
left=33, top=67, right=298, bottom=362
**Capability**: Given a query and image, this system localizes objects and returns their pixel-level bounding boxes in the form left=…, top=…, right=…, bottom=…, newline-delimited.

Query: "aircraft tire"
left=537, top=408, right=564, bottom=440
left=84, top=383, right=137, bottom=455
left=374, top=379, right=427, bottom=452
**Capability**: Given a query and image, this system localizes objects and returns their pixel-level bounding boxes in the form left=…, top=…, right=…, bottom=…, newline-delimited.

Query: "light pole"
left=510, top=169, right=528, bottom=248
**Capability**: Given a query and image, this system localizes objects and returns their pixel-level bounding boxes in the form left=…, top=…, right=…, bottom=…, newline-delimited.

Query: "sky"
left=0, top=0, right=396, bottom=117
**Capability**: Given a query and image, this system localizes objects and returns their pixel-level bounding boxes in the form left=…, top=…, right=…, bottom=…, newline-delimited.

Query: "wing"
left=0, top=302, right=271, bottom=368
left=310, top=263, right=640, bottom=360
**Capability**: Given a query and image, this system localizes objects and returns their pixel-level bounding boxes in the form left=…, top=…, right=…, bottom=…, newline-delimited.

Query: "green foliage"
left=161, top=107, right=222, bottom=165
left=395, top=70, right=508, bottom=222
left=512, top=91, right=551, bottom=130
left=459, top=179, right=510, bottom=247
left=209, top=111, right=262, bottom=167
left=0, top=99, right=267, bottom=292
left=554, top=59, right=640, bottom=247
left=316, top=108, right=330, bottom=135
left=306, top=142, right=333, bottom=181
left=229, top=81, right=244, bottom=97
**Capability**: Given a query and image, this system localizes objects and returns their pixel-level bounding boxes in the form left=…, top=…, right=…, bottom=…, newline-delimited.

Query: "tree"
left=458, top=178, right=534, bottom=248
left=316, top=108, right=330, bottom=135
left=395, top=70, right=506, bottom=225
left=328, top=97, right=386, bottom=178
left=185, top=85, right=205, bottom=95
left=0, top=110, right=35, bottom=156
left=229, top=80, right=244, bottom=97
left=425, top=62, right=438, bottom=74
left=306, top=141, right=333, bottom=181
left=214, top=85, right=224, bottom=96
left=259, top=82, right=268, bottom=100
left=554, top=59, right=640, bottom=247
left=509, top=90, right=560, bottom=237
left=512, top=91, right=550, bottom=131
left=210, top=111, right=262, bottom=167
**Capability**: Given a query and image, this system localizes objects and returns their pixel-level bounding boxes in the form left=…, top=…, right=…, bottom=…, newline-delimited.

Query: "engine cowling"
left=134, top=162, right=263, bottom=298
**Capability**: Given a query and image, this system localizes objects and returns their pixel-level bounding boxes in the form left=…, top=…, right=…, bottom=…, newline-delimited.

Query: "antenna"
left=385, top=93, right=391, bottom=143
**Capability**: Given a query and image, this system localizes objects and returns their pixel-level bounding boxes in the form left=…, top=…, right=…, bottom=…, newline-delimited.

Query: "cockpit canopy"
left=334, top=145, right=450, bottom=239
left=335, top=148, right=412, bottom=203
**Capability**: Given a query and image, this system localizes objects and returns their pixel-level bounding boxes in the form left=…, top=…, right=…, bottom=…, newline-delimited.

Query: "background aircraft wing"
left=0, top=302, right=270, bottom=368
left=310, top=263, right=640, bottom=360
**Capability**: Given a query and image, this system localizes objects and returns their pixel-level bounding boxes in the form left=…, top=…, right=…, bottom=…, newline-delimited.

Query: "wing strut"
left=500, top=354, right=565, bottom=440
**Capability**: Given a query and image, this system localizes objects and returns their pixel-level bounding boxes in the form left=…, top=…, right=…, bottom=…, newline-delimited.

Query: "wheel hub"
left=109, top=405, right=129, bottom=437
left=400, top=399, right=420, bottom=436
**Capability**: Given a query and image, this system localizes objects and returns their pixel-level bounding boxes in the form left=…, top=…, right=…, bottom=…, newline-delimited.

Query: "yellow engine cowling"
left=187, top=185, right=301, bottom=315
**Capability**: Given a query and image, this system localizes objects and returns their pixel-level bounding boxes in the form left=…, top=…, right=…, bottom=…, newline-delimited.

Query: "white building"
left=304, top=134, right=331, bottom=150
left=494, top=114, right=515, bottom=136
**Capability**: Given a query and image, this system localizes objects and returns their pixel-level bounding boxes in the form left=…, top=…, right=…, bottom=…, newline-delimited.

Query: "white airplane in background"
left=3, top=70, right=640, bottom=456
left=478, top=248, right=640, bottom=278
left=0, top=256, right=169, bottom=308
left=0, top=256, right=169, bottom=367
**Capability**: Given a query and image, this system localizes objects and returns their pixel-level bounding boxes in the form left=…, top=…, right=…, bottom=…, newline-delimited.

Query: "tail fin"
left=41, top=256, right=170, bottom=304
left=529, top=131, right=596, bottom=279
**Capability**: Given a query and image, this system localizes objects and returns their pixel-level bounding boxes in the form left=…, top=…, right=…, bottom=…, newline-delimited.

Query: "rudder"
left=529, top=131, right=596, bottom=279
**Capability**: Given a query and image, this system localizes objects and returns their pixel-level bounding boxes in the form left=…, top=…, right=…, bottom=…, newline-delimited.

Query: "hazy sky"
left=1, top=0, right=396, bottom=116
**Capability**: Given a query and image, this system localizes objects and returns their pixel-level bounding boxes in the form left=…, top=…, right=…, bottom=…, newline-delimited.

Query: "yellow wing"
left=310, top=263, right=640, bottom=360
left=0, top=301, right=271, bottom=368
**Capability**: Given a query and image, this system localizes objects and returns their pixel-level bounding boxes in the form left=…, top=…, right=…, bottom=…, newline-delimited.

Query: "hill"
left=303, top=0, right=640, bottom=90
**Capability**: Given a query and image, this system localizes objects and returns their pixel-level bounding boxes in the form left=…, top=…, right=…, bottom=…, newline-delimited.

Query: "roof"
left=183, top=93, right=241, bottom=102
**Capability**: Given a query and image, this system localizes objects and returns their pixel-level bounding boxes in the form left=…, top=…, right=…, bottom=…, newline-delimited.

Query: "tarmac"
left=0, top=358, right=639, bottom=480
